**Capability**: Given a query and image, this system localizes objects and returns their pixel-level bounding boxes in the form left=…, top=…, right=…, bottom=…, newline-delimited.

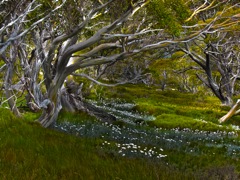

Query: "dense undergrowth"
left=0, top=84, right=240, bottom=179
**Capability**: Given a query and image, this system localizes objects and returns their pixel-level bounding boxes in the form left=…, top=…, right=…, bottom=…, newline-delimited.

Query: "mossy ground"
left=0, top=84, right=240, bottom=179
left=92, top=84, right=240, bottom=131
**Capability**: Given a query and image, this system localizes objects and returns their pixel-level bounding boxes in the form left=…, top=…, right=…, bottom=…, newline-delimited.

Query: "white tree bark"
left=219, top=99, right=240, bottom=123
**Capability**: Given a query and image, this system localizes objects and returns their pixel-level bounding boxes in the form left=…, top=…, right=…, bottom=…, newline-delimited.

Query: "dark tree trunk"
left=203, top=53, right=233, bottom=106
left=205, top=53, right=232, bottom=106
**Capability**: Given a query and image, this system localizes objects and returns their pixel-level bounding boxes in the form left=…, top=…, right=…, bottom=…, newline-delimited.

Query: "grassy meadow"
left=0, top=84, right=240, bottom=179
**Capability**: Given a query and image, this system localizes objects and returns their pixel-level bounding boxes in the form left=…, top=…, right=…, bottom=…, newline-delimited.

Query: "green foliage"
left=165, top=0, right=189, bottom=22
left=146, top=55, right=203, bottom=93
left=147, top=0, right=190, bottom=36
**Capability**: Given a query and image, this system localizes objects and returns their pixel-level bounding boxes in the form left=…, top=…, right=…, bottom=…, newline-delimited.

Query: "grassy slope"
left=99, top=84, right=240, bottom=131
left=0, top=84, right=240, bottom=179
left=0, top=109, right=199, bottom=179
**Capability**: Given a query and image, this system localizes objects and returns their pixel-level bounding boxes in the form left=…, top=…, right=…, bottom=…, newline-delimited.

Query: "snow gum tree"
left=1, top=0, right=240, bottom=127
left=178, top=1, right=240, bottom=106
left=0, top=0, right=67, bottom=117
left=30, top=0, right=200, bottom=127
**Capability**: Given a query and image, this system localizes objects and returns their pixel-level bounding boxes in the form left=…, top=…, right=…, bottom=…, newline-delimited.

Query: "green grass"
left=0, top=109, right=197, bottom=179
left=0, top=108, right=239, bottom=179
left=147, top=113, right=223, bottom=131
left=95, top=84, right=240, bottom=131
left=1, top=84, right=240, bottom=179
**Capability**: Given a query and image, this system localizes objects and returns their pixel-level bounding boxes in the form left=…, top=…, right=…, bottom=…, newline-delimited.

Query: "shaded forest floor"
left=0, top=84, right=240, bottom=179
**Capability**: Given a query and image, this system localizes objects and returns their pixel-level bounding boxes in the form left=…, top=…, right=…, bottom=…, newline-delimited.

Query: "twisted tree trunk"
left=38, top=78, right=116, bottom=127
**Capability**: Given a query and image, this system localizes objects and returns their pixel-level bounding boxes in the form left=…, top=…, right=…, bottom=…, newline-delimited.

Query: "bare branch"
left=103, top=29, right=164, bottom=39
left=185, top=0, right=216, bottom=22
left=0, top=0, right=67, bottom=54
left=71, top=73, right=145, bottom=87
left=45, top=0, right=114, bottom=65
left=57, top=0, right=148, bottom=73
left=78, top=42, right=122, bottom=58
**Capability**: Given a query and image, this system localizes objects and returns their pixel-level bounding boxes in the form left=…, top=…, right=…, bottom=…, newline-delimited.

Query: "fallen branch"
left=219, top=99, right=240, bottom=123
